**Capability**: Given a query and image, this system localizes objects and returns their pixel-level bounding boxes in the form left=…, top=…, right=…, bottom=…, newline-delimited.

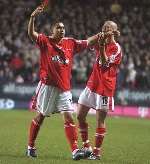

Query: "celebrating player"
left=77, top=21, right=122, bottom=160
left=26, top=5, right=99, bottom=160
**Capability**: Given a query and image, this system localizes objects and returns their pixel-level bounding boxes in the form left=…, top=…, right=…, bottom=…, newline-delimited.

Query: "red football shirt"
left=36, top=34, right=88, bottom=91
left=87, top=42, right=122, bottom=97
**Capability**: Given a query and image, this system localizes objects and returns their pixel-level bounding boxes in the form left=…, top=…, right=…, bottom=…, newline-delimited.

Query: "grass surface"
left=0, top=110, right=150, bottom=164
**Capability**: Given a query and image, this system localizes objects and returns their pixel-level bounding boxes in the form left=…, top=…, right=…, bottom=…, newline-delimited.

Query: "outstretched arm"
left=28, top=6, right=44, bottom=42
left=87, top=33, right=100, bottom=46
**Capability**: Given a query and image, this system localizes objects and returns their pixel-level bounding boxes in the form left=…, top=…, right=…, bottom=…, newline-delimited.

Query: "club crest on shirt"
left=52, top=55, right=69, bottom=65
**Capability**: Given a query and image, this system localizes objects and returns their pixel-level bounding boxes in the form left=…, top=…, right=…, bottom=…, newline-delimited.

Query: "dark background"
left=0, top=0, right=150, bottom=107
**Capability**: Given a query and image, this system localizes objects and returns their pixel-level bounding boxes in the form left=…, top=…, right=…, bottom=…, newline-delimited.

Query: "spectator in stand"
left=0, top=0, right=150, bottom=89
left=10, top=54, right=24, bottom=74
left=126, top=57, right=137, bottom=88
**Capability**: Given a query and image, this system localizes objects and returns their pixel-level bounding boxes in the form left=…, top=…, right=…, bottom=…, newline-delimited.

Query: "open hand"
left=98, top=32, right=106, bottom=46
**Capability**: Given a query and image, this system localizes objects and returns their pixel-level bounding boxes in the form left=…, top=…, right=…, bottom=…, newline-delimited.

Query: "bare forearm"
left=28, top=6, right=44, bottom=42
left=87, top=33, right=99, bottom=46
left=28, top=16, right=38, bottom=42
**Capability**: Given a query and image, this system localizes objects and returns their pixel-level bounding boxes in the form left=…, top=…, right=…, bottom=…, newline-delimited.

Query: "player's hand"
left=104, top=31, right=114, bottom=37
left=98, top=32, right=106, bottom=46
left=113, top=30, right=120, bottom=37
left=31, top=6, right=44, bottom=17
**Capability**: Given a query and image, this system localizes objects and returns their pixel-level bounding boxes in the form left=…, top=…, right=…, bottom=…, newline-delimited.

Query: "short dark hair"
left=50, top=18, right=64, bottom=33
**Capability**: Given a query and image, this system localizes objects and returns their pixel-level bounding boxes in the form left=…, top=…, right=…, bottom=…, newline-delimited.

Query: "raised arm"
left=99, top=31, right=121, bottom=64
left=28, top=6, right=44, bottom=42
left=98, top=32, right=109, bottom=63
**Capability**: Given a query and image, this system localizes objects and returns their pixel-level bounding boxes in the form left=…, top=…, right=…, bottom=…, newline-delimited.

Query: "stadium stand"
left=0, top=0, right=150, bottom=89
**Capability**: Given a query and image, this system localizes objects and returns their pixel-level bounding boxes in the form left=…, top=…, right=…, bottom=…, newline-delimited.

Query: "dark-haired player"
left=26, top=5, right=99, bottom=160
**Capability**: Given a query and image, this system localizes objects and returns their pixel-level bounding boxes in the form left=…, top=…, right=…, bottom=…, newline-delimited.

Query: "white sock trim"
left=72, top=149, right=79, bottom=155
left=28, top=146, right=36, bottom=149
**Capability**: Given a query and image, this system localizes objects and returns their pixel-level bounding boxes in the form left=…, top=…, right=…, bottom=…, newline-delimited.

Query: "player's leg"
left=27, top=83, right=58, bottom=157
left=77, top=87, right=94, bottom=156
left=27, top=81, right=46, bottom=157
left=77, top=104, right=92, bottom=155
left=57, top=90, right=84, bottom=160
left=27, top=113, right=45, bottom=157
left=63, top=111, right=87, bottom=160
left=89, top=95, right=114, bottom=160
left=88, top=96, right=112, bottom=160
left=62, top=112, right=81, bottom=158
left=89, top=110, right=107, bottom=160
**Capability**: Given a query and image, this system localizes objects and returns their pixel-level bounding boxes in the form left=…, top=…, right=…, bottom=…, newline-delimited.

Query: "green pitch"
left=0, top=110, right=149, bottom=164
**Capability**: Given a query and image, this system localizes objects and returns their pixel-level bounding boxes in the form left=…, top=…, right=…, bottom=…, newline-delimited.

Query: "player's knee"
left=77, top=113, right=85, bottom=123
left=34, top=113, right=45, bottom=125
left=63, top=112, right=74, bottom=123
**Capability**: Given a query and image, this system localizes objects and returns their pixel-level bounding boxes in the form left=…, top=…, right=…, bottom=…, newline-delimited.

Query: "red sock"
left=93, top=127, right=106, bottom=156
left=28, top=119, right=40, bottom=148
left=79, top=122, right=90, bottom=148
left=64, top=121, right=78, bottom=152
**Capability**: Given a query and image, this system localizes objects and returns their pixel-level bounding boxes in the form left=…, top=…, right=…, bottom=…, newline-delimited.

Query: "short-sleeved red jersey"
left=36, top=34, right=88, bottom=91
left=87, top=42, right=122, bottom=97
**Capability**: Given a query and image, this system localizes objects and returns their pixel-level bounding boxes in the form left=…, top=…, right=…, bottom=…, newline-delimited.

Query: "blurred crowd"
left=0, top=0, right=150, bottom=89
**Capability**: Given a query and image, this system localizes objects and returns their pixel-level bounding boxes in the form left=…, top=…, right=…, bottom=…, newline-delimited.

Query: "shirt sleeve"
left=36, top=33, right=47, bottom=49
left=107, top=43, right=122, bottom=65
left=73, top=39, right=88, bottom=54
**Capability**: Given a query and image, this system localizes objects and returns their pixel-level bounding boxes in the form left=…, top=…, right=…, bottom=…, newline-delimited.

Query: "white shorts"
left=78, top=87, right=114, bottom=111
left=35, top=81, right=73, bottom=116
